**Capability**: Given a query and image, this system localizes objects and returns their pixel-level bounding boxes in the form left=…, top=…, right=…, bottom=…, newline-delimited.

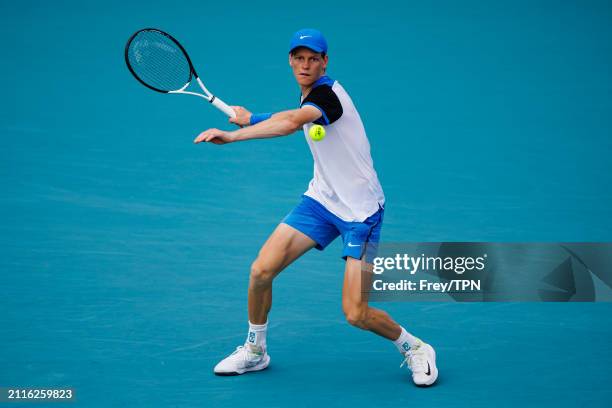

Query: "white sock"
left=245, top=321, right=268, bottom=352
left=393, top=326, right=419, bottom=354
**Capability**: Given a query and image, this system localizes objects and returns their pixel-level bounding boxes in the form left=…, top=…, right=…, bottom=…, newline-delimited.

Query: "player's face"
left=289, top=48, right=328, bottom=88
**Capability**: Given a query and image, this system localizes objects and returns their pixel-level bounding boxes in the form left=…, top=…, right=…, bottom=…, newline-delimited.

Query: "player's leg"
left=214, top=223, right=315, bottom=376
left=339, top=208, right=399, bottom=338
left=342, top=256, right=438, bottom=386
left=338, top=205, right=438, bottom=386
left=248, top=223, right=316, bottom=324
left=341, top=256, right=401, bottom=339
left=215, top=196, right=339, bottom=376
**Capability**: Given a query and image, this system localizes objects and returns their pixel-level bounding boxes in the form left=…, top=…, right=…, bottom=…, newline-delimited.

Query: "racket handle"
left=211, top=96, right=236, bottom=118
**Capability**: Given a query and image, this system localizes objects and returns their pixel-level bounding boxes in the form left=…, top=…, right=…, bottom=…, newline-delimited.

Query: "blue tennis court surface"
left=2, top=0, right=611, bottom=406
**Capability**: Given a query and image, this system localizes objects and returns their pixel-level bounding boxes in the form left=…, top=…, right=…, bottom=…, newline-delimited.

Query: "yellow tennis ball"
left=309, top=124, right=326, bottom=142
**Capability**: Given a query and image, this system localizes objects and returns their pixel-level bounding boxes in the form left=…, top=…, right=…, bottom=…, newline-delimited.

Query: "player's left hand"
left=193, top=128, right=234, bottom=144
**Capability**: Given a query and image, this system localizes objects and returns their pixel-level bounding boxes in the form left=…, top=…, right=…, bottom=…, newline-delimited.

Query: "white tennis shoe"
left=214, top=345, right=270, bottom=376
left=400, top=339, right=438, bottom=386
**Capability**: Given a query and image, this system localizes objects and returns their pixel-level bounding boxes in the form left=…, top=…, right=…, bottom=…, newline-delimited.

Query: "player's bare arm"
left=193, top=105, right=321, bottom=144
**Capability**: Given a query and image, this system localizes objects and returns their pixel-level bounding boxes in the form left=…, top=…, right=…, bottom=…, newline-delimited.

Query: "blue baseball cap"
left=289, top=28, right=328, bottom=54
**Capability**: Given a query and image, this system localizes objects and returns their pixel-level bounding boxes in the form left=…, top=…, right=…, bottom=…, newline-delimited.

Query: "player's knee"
left=344, top=305, right=369, bottom=328
left=250, top=261, right=275, bottom=287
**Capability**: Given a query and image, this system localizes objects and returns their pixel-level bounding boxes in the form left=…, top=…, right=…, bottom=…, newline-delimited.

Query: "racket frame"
left=125, top=28, right=235, bottom=118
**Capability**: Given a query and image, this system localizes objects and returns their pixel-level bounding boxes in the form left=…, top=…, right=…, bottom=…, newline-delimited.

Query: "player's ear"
left=288, top=53, right=293, bottom=66
left=322, top=54, right=329, bottom=69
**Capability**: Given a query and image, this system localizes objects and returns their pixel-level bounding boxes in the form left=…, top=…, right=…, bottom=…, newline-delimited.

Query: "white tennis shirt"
left=300, top=76, right=385, bottom=222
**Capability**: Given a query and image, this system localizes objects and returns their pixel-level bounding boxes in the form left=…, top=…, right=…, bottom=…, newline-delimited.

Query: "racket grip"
left=211, top=96, right=236, bottom=118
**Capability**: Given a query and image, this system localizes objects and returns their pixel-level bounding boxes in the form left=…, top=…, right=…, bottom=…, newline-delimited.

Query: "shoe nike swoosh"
left=347, top=243, right=360, bottom=247
left=425, top=362, right=431, bottom=376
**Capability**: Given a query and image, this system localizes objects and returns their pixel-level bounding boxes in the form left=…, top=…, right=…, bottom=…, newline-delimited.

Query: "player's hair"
left=290, top=47, right=327, bottom=58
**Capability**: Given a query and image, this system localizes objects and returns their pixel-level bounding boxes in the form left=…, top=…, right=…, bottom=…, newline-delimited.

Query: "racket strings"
left=127, top=30, right=192, bottom=92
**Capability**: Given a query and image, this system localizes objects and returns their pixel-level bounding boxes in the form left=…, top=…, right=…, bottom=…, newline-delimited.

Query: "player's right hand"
left=229, top=106, right=252, bottom=127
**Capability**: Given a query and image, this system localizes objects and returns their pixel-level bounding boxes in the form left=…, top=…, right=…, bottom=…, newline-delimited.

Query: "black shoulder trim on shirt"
left=301, top=85, right=343, bottom=125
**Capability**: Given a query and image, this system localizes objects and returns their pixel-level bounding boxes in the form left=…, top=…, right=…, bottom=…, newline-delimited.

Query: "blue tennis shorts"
left=282, top=195, right=384, bottom=260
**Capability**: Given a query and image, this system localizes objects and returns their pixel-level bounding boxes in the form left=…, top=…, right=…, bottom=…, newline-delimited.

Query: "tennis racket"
left=124, top=28, right=235, bottom=118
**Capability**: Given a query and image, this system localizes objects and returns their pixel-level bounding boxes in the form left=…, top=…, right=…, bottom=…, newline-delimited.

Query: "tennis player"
left=194, top=29, right=438, bottom=386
